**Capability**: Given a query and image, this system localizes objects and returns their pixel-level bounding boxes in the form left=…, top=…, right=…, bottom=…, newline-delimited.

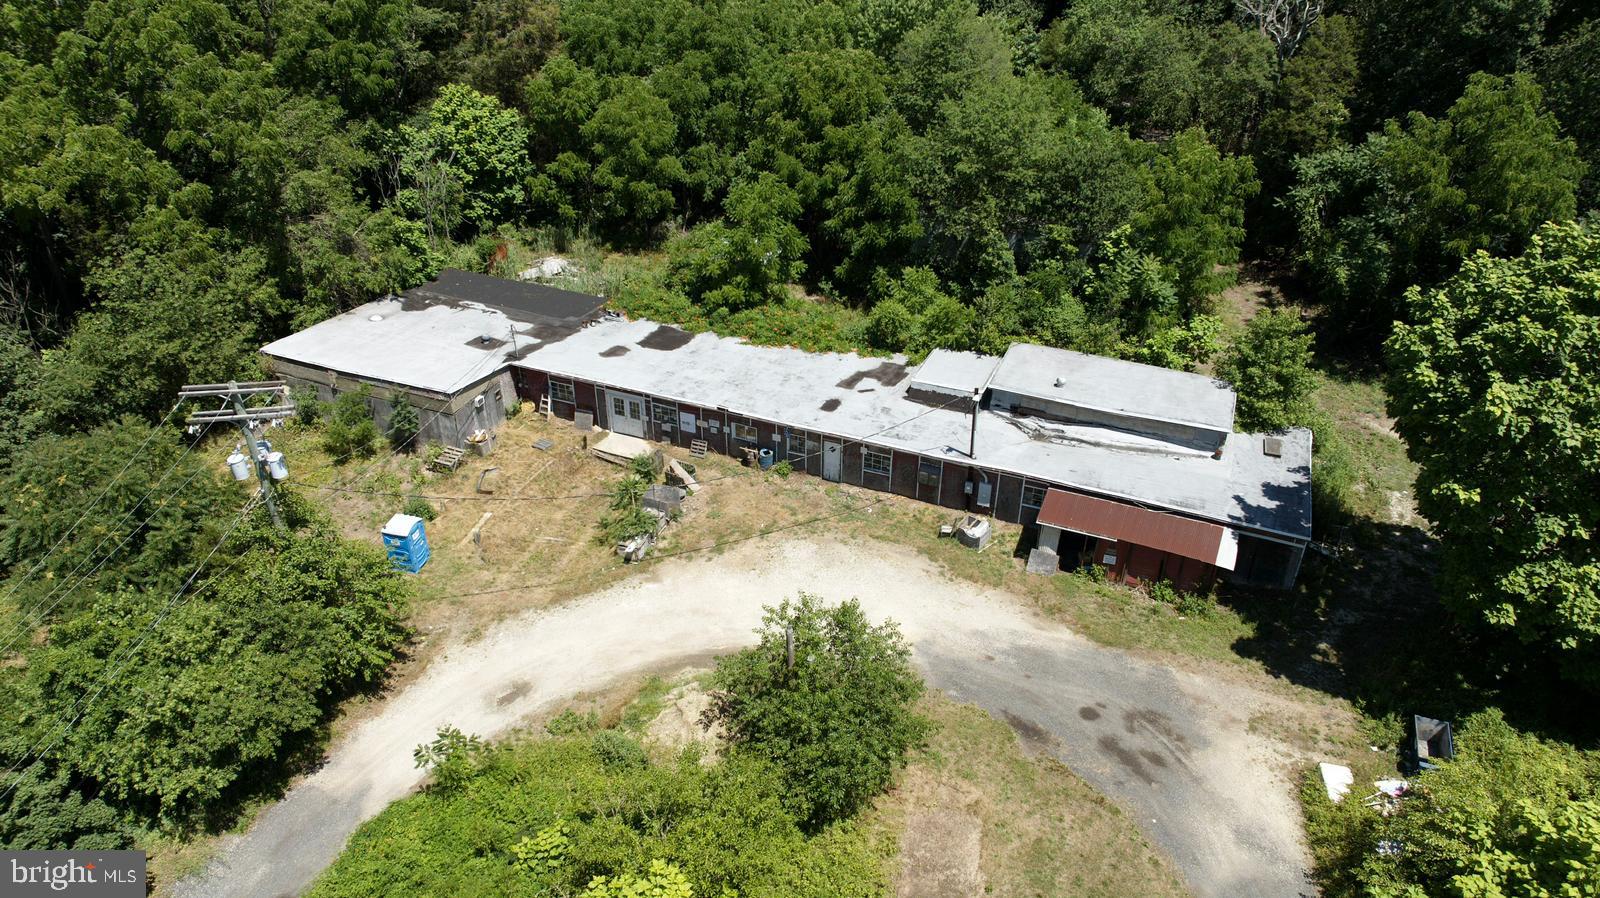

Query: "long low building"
left=262, top=274, right=1312, bottom=589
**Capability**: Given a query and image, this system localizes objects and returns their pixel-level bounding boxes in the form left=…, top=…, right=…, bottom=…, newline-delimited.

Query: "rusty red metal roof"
left=1037, top=488, right=1233, bottom=568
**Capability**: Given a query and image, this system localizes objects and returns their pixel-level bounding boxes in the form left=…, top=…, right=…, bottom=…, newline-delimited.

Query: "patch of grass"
left=862, top=693, right=1190, bottom=898
left=1310, top=374, right=1421, bottom=530
left=617, top=675, right=673, bottom=734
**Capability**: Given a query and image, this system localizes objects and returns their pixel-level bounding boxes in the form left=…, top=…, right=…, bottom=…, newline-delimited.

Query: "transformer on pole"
left=179, top=380, right=297, bottom=529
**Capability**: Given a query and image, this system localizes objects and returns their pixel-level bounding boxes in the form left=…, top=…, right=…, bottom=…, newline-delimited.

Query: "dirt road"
left=175, top=538, right=1315, bottom=898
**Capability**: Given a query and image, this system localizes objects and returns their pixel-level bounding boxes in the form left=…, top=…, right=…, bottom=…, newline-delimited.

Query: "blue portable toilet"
left=382, top=513, right=430, bottom=573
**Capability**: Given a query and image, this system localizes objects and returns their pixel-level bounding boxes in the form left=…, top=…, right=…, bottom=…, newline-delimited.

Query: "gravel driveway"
left=175, top=538, right=1314, bottom=898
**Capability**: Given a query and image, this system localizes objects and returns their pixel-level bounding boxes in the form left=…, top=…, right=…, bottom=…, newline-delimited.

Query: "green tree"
left=1385, top=222, right=1600, bottom=686
left=668, top=175, right=807, bottom=314
left=1289, top=73, right=1584, bottom=344
left=451, top=0, right=561, bottom=108
left=0, top=325, right=42, bottom=467
left=1218, top=309, right=1316, bottom=432
left=705, top=593, right=930, bottom=829
left=0, top=420, right=234, bottom=622
left=1130, top=129, right=1257, bottom=315
left=400, top=83, right=531, bottom=232
left=1537, top=19, right=1600, bottom=208
left=583, top=77, right=683, bottom=243
left=1254, top=15, right=1362, bottom=181
left=1352, top=0, right=1553, bottom=125
left=1305, top=708, right=1600, bottom=898
left=387, top=394, right=421, bottom=451
left=29, top=209, right=286, bottom=430
left=1038, top=0, right=1273, bottom=149
left=321, top=389, right=383, bottom=463
left=29, top=495, right=409, bottom=820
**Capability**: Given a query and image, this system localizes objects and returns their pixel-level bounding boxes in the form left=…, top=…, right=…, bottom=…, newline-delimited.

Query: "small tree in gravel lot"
left=704, top=593, right=931, bottom=830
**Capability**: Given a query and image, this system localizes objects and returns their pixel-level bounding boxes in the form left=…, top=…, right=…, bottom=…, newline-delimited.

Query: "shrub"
left=321, top=388, right=382, bottom=463
left=771, top=460, right=793, bottom=478
left=510, top=819, right=571, bottom=877
left=705, top=593, right=931, bottom=829
left=1303, top=709, right=1600, bottom=898
left=546, top=709, right=600, bottom=736
left=413, top=726, right=486, bottom=794
left=591, top=731, right=648, bottom=772
left=310, top=734, right=885, bottom=898
left=1147, top=580, right=1216, bottom=618
left=387, top=394, right=420, bottom=451
left=629, top=453, right=661, bottom=482
left=402, top=495, right=437, bottom=521
left=291, top=385, right=323, bottom=426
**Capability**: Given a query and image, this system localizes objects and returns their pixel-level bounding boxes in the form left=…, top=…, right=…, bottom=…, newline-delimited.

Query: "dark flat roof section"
left=402, top=269, right=608, bottom=324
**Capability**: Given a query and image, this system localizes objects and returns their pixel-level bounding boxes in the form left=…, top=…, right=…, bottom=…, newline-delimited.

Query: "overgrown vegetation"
left=315, top=594, right=929, bottom=897
left=706, top=593, right=931, bottom=830
left=0, top=487, right=410, bottom=846
left=1303, top=710, right=1600, bottom=898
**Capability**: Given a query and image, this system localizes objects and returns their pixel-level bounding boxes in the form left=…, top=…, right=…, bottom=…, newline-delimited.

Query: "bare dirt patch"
left=643, top=677, right=723, bottom=758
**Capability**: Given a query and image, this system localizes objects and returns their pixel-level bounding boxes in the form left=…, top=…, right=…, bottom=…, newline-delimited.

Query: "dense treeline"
left=0, top=0, right=1593, bottom=438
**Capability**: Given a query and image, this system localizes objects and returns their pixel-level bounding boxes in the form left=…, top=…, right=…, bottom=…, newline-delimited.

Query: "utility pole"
left=179, top=380, right=297, bottom=529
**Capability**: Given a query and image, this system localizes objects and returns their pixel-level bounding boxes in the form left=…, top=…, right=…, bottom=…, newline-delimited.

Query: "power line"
left=0, top=402, right=182, bottom=605
left=0, top=418, right=224, bottom=658
left=0, top=496, right=261, bottom=806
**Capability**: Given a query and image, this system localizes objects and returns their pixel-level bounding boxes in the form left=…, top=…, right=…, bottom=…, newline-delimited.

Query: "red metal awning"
left=1036, top=488, right=1237, bottom=569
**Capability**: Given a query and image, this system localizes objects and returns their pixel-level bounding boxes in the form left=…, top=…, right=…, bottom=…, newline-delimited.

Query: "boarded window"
left=863, top=447, right=892, bottom=477
left=549, top=381, right=575, bottom=403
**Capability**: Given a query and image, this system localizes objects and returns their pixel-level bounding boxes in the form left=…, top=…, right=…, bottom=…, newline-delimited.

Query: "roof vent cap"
left=368, top=314, right=384, bottom=322
left=1054, top=377, right=1066, bottom=388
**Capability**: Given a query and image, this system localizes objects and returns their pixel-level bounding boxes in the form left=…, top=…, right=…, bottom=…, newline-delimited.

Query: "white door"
left=606, top=390, right=647, bottom=438
left=822, top=441, right=842, bottom=481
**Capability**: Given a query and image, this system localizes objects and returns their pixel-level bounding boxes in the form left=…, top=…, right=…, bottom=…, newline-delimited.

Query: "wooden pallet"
left=690, top=439, right=708, bottom=458
left=430, top=445, right=466, bottom=473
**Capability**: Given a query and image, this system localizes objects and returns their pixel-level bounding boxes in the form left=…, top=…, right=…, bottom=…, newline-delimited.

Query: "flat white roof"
left=514, top=319, right=1310, bottom=540
left=260, top=273, right=607, bottom=395
left=909, top=349, right=1000, bottom=396
left=989, top=344, right=1237, bottom=433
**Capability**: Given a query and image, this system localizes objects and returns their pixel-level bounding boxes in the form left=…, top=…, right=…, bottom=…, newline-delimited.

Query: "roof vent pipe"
left=968, top=388, right=981, bottom=459
left=1054, top=377, right=1066, bottom=388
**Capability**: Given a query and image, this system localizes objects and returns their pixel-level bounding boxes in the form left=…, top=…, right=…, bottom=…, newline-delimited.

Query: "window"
left=1021, top=482, right=1047, bottom=508
left=549, top=381, right=575, bottom=403
left=918, top=458, right=941, bottom=488
left=733, top=422, right=757, bottom=443
left=787, top=431, right=807, bottom=461
left=652, top=402, right=676, bottom=430
left=611, top=395, right=626, bottom=419
left=863, top=447, right=892, bottom=478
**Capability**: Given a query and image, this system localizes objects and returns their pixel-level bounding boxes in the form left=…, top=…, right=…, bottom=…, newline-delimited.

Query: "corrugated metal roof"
left=1036, top=488, right=1237, bottom=569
